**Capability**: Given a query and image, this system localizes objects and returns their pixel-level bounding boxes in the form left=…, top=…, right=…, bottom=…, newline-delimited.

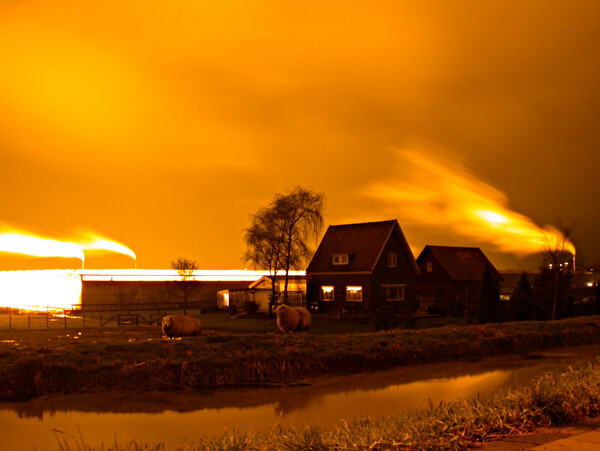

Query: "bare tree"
left=540, top=222, right=576, bottom=321
left=244, top=207, right=286, bottom=317
left=272, top=186, right=325, bottom=304
left=244, top=186, right=325, bottom=310
left=171, top=257, right=198, bottom=315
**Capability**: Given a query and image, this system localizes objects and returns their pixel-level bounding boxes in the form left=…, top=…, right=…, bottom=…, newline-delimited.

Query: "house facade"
left=306, top=220, right=419, bottom=316
left=414, top=245, right=503, bottom=314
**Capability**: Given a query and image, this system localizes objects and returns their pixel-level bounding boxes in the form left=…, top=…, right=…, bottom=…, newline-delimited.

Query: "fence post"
left=28, top=314, right=31, bottom=329
left=82, top=313, right=85, bottom=328
left=64, top=313, right=67, bottom=329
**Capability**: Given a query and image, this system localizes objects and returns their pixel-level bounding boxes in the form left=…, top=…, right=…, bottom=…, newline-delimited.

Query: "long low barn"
left=80, top=270, right=306, bottom=312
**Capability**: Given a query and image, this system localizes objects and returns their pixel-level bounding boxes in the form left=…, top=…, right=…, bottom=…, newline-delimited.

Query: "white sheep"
left=161, top=315, right=202, bottom=338
left=274, top=305, right=311, bottom=333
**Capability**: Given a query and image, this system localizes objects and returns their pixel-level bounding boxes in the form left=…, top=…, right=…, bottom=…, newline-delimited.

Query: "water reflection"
left=2, top=345, right=599, bottom=451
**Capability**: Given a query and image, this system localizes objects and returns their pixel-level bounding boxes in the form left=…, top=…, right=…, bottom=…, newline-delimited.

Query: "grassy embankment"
left=2, top=315, right=600, bottom=401
left=56, top=360, right=600, bottom=450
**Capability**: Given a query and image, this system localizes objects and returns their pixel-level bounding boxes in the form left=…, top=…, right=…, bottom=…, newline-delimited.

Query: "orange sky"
left=1, top=0, right=598, bottom=270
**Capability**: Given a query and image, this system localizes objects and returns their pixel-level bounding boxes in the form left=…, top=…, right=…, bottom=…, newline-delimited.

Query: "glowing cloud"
left=0, top=230, right=84, bottom=262
left=0, top=224, right=136, bottom=267
left=365, top=148, right=575, bottom=257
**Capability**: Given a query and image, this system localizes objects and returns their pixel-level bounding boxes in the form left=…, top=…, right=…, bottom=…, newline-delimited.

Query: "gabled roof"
left=417, top=245, right=503, bottom=282
left=306, top=219, right=418, bottom=274
left=248, top=274, right=306, bottom=289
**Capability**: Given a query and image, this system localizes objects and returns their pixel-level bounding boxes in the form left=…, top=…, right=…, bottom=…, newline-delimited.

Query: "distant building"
left=217, top=274, right=307, bottom=313
left=306, top=219, right=419, bottom=316
left=415, top=245, right=503, bottom=314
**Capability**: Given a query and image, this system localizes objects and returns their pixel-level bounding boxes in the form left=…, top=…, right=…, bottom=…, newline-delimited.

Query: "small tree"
left=171, top=257, right=198, bottom=315
left=534, top=264, right=574, bottom=320
left=508, top=272, right=538, bottom=321
left=116, top=284, right=138, bottom=313
left=539, top=222, right=576, bottom=320
left=477, top=266, right=500, bottom=324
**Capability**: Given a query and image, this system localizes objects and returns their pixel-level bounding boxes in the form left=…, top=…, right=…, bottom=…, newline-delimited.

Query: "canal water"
left=2, top=345, right=599, bottom=451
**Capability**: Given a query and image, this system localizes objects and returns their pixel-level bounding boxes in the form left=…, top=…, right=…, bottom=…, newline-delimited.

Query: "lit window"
left=320, top=286, right=334, bottom=301
left=218, top=292, right=229, bottom=307
left=382, top=285, right=405, bottom=301
left=387, top=252, right=397, bottom=268
left=346, top=286, right=363, bottom=302
left=332, top=254, right=349, bottom=265
left=426, top=262, right=433, bottom=273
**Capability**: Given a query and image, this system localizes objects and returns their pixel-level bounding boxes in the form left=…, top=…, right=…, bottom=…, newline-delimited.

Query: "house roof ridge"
left=425, top=244, right=482, bottom=250
left=328, top=219, right=397, bottom=228
left=417, top=245, right=503, bottom=282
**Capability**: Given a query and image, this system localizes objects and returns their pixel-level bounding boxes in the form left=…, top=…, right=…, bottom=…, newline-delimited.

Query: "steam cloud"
left=365, top=148, right=575, bottom=257
left=0, top=223, right=136, bottom=265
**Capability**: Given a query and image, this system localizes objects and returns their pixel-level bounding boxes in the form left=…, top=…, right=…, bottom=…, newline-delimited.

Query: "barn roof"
left=417, top=245, right=503, bottom=282
left=306, top=219, right=418, bottom=274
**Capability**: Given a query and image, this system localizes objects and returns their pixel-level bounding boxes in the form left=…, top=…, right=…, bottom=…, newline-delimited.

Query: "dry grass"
left=2, top=316, right=600, bottom=401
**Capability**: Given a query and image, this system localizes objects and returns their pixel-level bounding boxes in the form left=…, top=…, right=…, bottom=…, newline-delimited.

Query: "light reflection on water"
left=2, top=345, right=599, bottom=451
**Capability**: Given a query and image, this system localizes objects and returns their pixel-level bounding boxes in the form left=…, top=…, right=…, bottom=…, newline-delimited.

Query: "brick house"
left=414, top=245, right=503, bottom=314
left=306, top=219, right=419, bottom=316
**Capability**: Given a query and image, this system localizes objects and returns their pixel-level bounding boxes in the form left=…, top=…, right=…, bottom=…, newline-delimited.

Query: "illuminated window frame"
left=387, top=252, right=398, bottom=268
left=320, top=286, right=334, bottom=301
left=382, top=284, right=405, bottom=301
left=426, top=262, right=433, bottom=273
left=332, top=254, right=349, bottom=265
left=346, top=286, right=363, bottom=302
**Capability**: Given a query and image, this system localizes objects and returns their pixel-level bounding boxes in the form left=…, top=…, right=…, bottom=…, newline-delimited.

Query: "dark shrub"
left=373, top=304, right=399, bottom=331
left=397, top=312, right=416, bottom=329
left=244, top=301, right=259, bottom=315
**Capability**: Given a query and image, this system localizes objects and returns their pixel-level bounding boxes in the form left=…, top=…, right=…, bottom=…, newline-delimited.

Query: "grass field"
left=0, top=310, right=465, bottom=334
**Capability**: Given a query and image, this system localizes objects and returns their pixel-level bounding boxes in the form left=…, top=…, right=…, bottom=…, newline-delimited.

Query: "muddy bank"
left=1, top=317, right=600, bottom=401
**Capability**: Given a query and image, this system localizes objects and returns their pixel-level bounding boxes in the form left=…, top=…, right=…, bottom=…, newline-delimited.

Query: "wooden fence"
left=0, top=310, right=166, bottom=330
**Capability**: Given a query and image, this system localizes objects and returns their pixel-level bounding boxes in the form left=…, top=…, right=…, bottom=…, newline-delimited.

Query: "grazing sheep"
left=161, top=315, right=202, bottom=338
left=274, top=305, right=311, bottom=333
